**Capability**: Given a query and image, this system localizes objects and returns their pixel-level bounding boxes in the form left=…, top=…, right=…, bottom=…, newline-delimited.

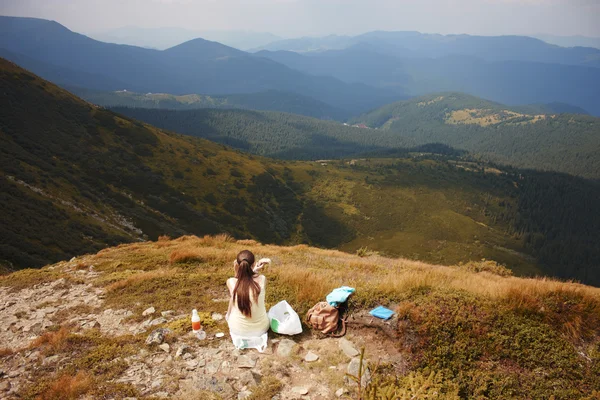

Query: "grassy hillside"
left=68, top=87, right=349, bottom=120
left=0, top=236, right=599, bottom=399
left=116, top=93, right=600, bottom=180
left=351, top=93, right=600, bottom=179
left=2, top=58, right=600, bottom=286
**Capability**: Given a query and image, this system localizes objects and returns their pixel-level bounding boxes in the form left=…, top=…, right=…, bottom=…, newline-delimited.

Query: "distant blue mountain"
left=257, top=30, right=600, bottom=68
left=0, top=16, right=402, bottom=114
left=257, top=46, right=600, bottom=116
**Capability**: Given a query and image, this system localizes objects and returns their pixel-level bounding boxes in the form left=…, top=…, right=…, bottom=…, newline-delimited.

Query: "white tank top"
left=227, top=275, right=269, bottom=336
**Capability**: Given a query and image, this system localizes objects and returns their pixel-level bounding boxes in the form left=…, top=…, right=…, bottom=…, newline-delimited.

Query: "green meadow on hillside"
left=2, top=58, right=600, bottom=286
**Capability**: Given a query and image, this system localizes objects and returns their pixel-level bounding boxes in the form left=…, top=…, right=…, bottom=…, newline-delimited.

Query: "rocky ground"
left=0, top=259, right=405, bottom=399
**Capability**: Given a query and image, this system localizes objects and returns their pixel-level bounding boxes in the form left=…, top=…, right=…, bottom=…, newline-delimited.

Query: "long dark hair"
left=233, top=250, right=260, bottom=317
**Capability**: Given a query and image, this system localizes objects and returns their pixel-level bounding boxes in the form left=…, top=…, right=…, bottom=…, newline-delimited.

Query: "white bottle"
left=191, top=309, right=201, bottom=332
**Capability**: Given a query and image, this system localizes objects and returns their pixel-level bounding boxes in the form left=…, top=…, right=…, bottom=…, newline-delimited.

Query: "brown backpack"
left=306, top=301, right=347, bottom=337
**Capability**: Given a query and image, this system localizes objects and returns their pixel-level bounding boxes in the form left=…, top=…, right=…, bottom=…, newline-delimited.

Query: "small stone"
left=212, top=313, right=224, bottom=321
left=215, top=332, right=225, bottom=338
left=237, top=355, right=257, bottom=368
left=206, top=360, right=220, bottom=374
left=292, top=386, right=309, bottom=395
left=142, top=307, right=156, bottom=316
left=0, top=380, right=11, bottom=392
left=182, top=353, right=193, bottom=360
left=276, top=339, right=296, bottom=357
left=159, top=343, right=170, bottom=353
left=145, top=328, right=171, bottom=345
left=335, top=388, right=347, bottom=397
left=149, top=317, right=167, bottom=326
left=239, top=370, right=260, bottom=387
left=304, top=351, right=319, bottom=362
left=175, top=345, right=189, bottom=358
left=347, top=357, right=371, bottom=387
left=70, top=257, right=77, bottom=262
left=161, top=310, right=174, bottom=317
left=42, top=355, right=60, bottom=365
left=238, top=390, right=252, bottom=400
left=197, top=358, right=206, bottom=367
left=185, top=360, right=198, bottom=371
left=339, top=338, right=360, bottom=358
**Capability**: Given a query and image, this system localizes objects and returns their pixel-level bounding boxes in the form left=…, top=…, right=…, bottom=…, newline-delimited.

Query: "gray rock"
left=237, top=355, right=257, bottom=368
left=159, top=343, right=170, bottom=353
left=185, top=360, right=198, bottom=371
left=335, top=388, right=347, bottom=397
left=292, top=386, right=309, bottom=395
left=161, top=310, right=174, bottom=317
left=145, top=328, right=171, bottom=345
left=238, top=391, right=252, bottom=400
left=142, top=307, right=156, bottom=316
left=197, top=358, right=206, bottom=367
left=276, top=339, right=296, bottom=357
left=304, top=351, right=319, bottom=362
left=339, top=338, right=360, bottom=357
left=175, top=345, right=189, bottom=358
left=0, top=380, right=11, bottom=392
left=182, top=353, right=193, bottom=360
left=238, top=370, right=260, bottom=387
left=206, top=360, right=220, bottom=374
left=347, top=357, right=371, bottom=387
left=42, top=355, right=60, bottom=365
left=149, top=317, right=167, bottom=326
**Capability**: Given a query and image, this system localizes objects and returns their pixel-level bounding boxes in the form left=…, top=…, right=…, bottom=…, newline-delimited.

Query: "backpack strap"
left=328, top=317, right=346, bottom=338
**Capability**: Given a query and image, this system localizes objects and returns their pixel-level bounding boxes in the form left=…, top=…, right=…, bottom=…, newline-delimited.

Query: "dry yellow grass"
left=0, top=347, right=14, bottom=357
left=446, top=108, right=546, bottom=127
left=29, top=326, right=71, bottom=354
left=104, top=268, right=181, bottom=292
left=37, top=371, right=92, bottom=400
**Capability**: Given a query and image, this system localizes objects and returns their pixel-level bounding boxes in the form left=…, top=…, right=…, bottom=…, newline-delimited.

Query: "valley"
left=2, top=59, right=600, bottom=287
left=1, top=4, right=600, bottom=400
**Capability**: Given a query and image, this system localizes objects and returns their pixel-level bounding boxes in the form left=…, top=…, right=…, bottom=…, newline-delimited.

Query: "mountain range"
left=2, top=16, right=600, bottom=117
left=0, top=16, right=400, bottom=115
left=254, top=31, right=600, bottom=68
left=256, top=43, right=600, bottom=116
left=2, top=58, right=600, bottom=286
left=87, top=26, right=281, bottom=51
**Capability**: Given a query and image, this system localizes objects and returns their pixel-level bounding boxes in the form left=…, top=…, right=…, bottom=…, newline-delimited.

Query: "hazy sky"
left=1, top=0, right=599, bottom=38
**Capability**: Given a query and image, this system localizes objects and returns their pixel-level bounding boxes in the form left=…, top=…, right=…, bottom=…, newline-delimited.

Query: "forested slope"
left=2, top=59, right=600, bottom=286
left=116, top=93, right=600, bottom=179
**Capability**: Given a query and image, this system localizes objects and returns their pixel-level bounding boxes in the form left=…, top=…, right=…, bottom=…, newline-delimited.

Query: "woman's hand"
left=253, top=258, right=271, bottom=273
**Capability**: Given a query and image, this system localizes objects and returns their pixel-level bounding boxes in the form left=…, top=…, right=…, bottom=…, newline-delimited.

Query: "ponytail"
left=233, top=250, right=260, bottom=317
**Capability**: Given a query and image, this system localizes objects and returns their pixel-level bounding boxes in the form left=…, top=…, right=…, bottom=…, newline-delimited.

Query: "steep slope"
left=0, top=57, right=312, bottom=269
left=0, top=16, right=401, bottom=114
left=0, top=237, right=599, bottom=399
left=67, top=87, right=349, bottom=120
left=2, top=59, right=600, bottom=286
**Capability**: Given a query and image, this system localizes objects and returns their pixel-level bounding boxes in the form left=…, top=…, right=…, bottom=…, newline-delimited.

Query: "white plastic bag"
left=268, top=300, right=303, bottom=335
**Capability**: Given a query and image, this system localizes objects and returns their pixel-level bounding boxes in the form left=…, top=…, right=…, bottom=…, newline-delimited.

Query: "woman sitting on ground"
left=226, top=250, right=270, bottom=351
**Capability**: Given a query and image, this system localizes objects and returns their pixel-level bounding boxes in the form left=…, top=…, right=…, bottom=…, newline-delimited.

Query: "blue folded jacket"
left=326, top=286, right=355, bottom=307
left=369, top=306, right=395, bottom=320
